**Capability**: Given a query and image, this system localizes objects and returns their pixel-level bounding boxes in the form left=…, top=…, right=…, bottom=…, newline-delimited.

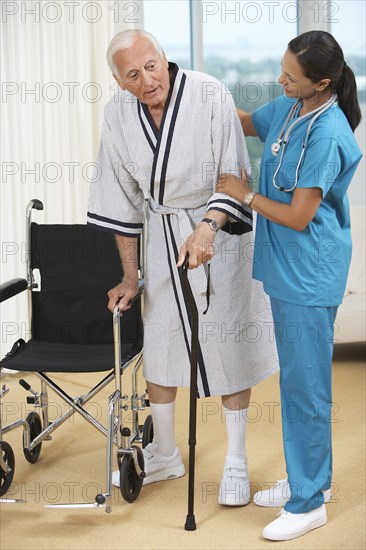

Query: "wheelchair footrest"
left=0, top=499, right=26, bottom=504
left=45, top=502, right=105, bottom=510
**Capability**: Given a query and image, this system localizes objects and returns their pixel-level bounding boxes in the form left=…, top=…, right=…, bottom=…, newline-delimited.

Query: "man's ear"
left=162, top=50, right=169, bottom=69
left=316, top=78, right=331, bottom=92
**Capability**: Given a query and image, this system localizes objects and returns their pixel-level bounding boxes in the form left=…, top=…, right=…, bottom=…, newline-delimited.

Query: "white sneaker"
left=263, top=504, right=327, bottom=541
left=254, top=479, right=331, bottom=507
left=112, top=443, right=185, bottom=488
left=218, top=463, right=250, bottom=506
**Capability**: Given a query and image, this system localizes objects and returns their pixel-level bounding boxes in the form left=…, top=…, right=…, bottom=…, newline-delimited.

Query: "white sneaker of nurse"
left=254, top=479, right=331, bottom=507
left=218, top=463, right=250, bottom=506
left=263, top=504, right=327, bottom=541
left=112, top=443, right=185, bottom=488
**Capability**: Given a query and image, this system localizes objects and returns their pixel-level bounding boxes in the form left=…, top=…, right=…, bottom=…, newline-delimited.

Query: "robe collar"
left=137, top=62, right=187, bottom=204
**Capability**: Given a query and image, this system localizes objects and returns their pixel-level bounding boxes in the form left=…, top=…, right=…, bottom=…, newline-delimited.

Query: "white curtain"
left=0, top=1, right=122, bottom=357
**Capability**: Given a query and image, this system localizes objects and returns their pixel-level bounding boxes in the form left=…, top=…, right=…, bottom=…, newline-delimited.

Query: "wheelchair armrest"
left=0, top=278, right=28, bottom=303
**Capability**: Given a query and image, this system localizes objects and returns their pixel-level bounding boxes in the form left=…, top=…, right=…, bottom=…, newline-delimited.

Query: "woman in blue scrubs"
left=216, top=31, right=362, bottom=541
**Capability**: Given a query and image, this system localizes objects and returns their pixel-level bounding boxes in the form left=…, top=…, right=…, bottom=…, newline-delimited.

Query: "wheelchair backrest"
left=30, top=224, right=142, bottom=346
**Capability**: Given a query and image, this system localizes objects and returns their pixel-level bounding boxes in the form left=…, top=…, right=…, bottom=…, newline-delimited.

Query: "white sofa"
left=335, top=205, right=366, bottom=344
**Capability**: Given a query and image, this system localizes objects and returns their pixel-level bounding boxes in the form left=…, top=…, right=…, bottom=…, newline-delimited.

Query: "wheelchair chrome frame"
left=0, top=385, right=26, bottom=503
left=0, top=200, right=147, bottom=512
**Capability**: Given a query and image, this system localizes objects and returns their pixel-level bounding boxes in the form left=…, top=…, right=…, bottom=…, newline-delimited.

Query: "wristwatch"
left=201, top=217, right=220, bottom=232
left=243, top=191, right=258, bottom=207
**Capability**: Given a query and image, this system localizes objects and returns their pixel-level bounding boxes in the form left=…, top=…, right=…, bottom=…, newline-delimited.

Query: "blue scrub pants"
left=270, top=297, right=338, bottom=514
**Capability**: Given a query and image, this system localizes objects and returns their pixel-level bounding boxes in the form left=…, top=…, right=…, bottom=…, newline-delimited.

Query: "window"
left=202, top=1, right=297, bottom=181
left=143, top=0, right=192, bottom=69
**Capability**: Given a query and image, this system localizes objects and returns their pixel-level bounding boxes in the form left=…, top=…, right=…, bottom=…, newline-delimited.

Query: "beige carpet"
left=0, top=343, right=365, bottom=550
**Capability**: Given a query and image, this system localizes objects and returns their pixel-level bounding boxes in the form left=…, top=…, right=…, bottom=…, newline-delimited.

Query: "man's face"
left=113, top=37, right=170, bottom=109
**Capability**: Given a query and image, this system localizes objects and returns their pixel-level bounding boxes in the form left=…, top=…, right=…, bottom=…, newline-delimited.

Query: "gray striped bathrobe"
left=88, top=63, right=278, bottom=397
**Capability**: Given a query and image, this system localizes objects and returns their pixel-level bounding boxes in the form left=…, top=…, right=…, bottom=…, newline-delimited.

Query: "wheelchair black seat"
left=1, top=223, right=143, bottom=373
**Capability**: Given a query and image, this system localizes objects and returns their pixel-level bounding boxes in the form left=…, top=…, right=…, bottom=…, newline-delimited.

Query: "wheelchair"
left=0, top=199, right=153, bottom=511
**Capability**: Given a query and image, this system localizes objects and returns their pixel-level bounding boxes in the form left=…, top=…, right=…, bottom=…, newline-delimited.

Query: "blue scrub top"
left=252, top=95, right=362, bottom=306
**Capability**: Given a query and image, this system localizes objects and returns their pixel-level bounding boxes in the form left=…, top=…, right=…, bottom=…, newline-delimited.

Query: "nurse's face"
left=278, top=49, right=325, bottom=100
left=113, top=37, right=170, bottom=110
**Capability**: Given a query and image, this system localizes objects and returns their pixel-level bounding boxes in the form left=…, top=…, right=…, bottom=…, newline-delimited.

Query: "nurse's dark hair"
left=288, top=31, right=361, bottom=132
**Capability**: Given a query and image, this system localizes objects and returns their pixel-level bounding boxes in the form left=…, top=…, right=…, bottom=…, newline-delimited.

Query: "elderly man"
left=88, top=29, right=278, bottom=506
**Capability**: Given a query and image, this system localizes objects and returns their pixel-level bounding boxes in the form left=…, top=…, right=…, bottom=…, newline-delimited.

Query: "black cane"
left=179, top=256, right=198, bottom=531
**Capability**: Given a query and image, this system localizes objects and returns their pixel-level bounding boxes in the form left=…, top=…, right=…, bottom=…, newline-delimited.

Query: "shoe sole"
left=263, top=516, right=327, bottom=541
left=143, top=464, right=185, bottom=486
left=218, top=497, right=250, bottom=507
left=111, top=465, right=185, bottom=489
left=254, top=489, right=331, bottom=508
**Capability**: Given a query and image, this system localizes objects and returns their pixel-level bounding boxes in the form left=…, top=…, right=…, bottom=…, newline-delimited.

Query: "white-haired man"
left=88, top=29, right=278, bottom=505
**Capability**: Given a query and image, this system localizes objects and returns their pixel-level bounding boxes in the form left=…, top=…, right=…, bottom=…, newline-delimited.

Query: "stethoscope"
left=271, top=94, right=337, bottom=192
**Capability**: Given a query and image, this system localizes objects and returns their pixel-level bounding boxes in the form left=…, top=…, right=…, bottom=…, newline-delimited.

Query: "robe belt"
left=147, top=198, right=208, bottom=295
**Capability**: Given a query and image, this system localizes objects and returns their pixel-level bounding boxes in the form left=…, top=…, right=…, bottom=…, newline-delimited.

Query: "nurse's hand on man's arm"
left=216, top=170, right=251, bottom=202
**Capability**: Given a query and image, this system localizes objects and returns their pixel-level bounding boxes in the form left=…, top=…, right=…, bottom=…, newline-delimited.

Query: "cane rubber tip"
left=184, top=515, right=197, bottom=531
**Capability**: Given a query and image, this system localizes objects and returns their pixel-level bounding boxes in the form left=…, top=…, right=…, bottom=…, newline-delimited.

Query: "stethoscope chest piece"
left=271, top=139, right=282, bottom=157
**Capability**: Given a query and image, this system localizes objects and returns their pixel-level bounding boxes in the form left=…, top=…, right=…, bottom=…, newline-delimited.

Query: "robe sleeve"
left=87, top=116, right=144, bottom=237
left=206, top=82, right=253, bottom=232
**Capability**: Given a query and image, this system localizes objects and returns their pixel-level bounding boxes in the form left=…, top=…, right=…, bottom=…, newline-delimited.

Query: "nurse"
left=216, top=30, right=362, bottom=541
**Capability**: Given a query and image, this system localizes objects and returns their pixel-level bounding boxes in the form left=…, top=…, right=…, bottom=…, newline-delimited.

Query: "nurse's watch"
left=243, top=191, right=258, bottom=207
left=202, top=218, right=220, bottom=232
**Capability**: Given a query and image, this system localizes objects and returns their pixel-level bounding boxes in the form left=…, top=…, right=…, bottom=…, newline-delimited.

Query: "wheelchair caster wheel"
left=23, top=412, right=43, bottom=464
left=142, top=414, right=154, bottom=449
left=119, top=446, right=144, bottom=503
left=0, top=441, right=15, bottom=497
left=95, top=494, right=106, bottom=505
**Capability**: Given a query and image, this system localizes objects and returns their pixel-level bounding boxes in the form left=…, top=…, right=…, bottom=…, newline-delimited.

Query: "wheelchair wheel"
left=23, top=411, right=43, bottom=464
left=142, top=414, right=154, bottom=449
left=119, top=446, right=144, bottom=503
left=0, top=441, right=15, bottom=496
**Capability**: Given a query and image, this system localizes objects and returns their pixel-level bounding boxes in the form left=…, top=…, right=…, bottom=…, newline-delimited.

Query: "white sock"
left=224, top=406, right=248, bottom=466
left=150, top=401, right=176, bottom=456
